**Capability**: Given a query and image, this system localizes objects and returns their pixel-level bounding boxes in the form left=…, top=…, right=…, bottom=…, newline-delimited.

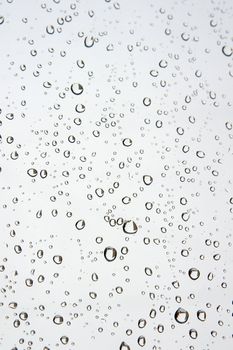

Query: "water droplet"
left=84, top=36, right=95, bottom=48
left=46, top=25, right=55, bottom=34
left=25, top=278, right=33, bottom=287
left=138, top=319, right=146, bottom=328
left=77, top=59, right=85, bottom=68
left=120, top=342, right=130, bottom=350
left=122, top=138, right=132, bottom=147
left=145, top=267, right=153, bottom=276
left=104, top=247, right=117, bottom=262
left=75, top=104, right=86, bottom=113
left=53, top=255, right=63, bottom=264
left=189, top=329, right=198, bottom=339
left=53, top=315, right=64, bottom=325
left=95, top=188, right=104, bottom=197
left=14, top=245, right=22, bottom=254
left=196, top=151, right=205, bottom=158
left=71, top=83, right=84, bottom=95
left=174, top=308, right=189, bottom=324
left=9, top=302, right=17, bottom=309
left=75, top=219, right=85, bottom=230
left=40, top=169, right=47, bottom=178
left=222, top=45, right=232, bottom=57
left=143, top=175, right=153, bottom=185
left=138, top=336, right=146, bottom=347
left=197, top=310, right=206, bottom=321
left=19, top=312, right=28, bottom=321
left=159, top=59, right=168, bottom=68
left=143, top=97, right=151, bottom=106
left=60, top=336, right=69, bottom=344
left=188, top=268, right=200, bottom=280
left=123, top=220, right=138, bottom=234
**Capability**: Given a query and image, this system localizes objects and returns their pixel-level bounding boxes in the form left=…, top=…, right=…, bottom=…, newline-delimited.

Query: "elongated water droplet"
left=84, top=36, right=95, bottom=48
left=138, top=336, right=146, bottom=347
left=104, top=247, right=117, bottom=262
left=222, top=45, right=233, bottom=57
left=197, top=309, right=206, bottom=321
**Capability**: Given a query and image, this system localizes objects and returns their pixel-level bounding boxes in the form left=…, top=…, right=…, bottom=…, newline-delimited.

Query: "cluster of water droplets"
left=0, top=0, right=232, bottom=349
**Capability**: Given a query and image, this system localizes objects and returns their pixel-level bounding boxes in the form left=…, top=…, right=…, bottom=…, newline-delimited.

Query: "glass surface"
left=0, top=0, right=232, bottom=349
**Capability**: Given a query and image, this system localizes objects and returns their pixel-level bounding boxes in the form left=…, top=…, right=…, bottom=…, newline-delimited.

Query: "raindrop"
left=14, top=245, right=22, bottom=254
left=196, top=151, right=205, bottom=158
left=143, top=175, right=153, bottom=185
left=84, top=36, right=95, bottom=48
left=174, top=308, right=189, bottom=324
left=53, top=315, right=64, bottom=325
left=104, top=247, right=117, bottom=262
left=19, top=312, right=28, bottom=321
left=222, top=45, right=232, bottom=57
left=122, top=138, right=132, bottom=147
left=120, top=342, right=130, bottom=350
left=40, top=169, right=47, bottom=178
left=138, top=336, right=146, bottom=347
left=46, top=25, right=55, bottom=34
left=75, top=104, right=86, bottom=113
left=122, top=220, right=138, bottom=234
left=188, top=268, right=200, bottom=280
left=189, top=329, right=198, bottom=339
left=77, top=59, right=85, bottom=68
left=75, top=219, right=85, bottom=230
left=138, top=319, right=147, bottom=328
left=143, top=97, right=151, bottom=106
left=53, top=255, right=63, bottom=264
left=71, top=83, right=84, bottom=95
left=197, top=310, right=206, bottom=321
left=60, top=336, right=69, bottom=344
left=95, top=188, right=104, bottom=197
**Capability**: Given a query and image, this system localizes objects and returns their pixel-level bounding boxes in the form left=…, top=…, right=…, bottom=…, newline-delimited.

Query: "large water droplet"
left=104, top=247, right=117, bottom=262
left=174, top=308, right=189, bottom=324
left=123, top=220, right=138, bottom=234
left=71, top=83, right=84, bottom=95
left=53, top=315, right=64, bottom=325
left=197, top=310, right=206, bottom=321
left=143, top=175, right=153, bottom=185
left=75, top=219, right=85, bottom=230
